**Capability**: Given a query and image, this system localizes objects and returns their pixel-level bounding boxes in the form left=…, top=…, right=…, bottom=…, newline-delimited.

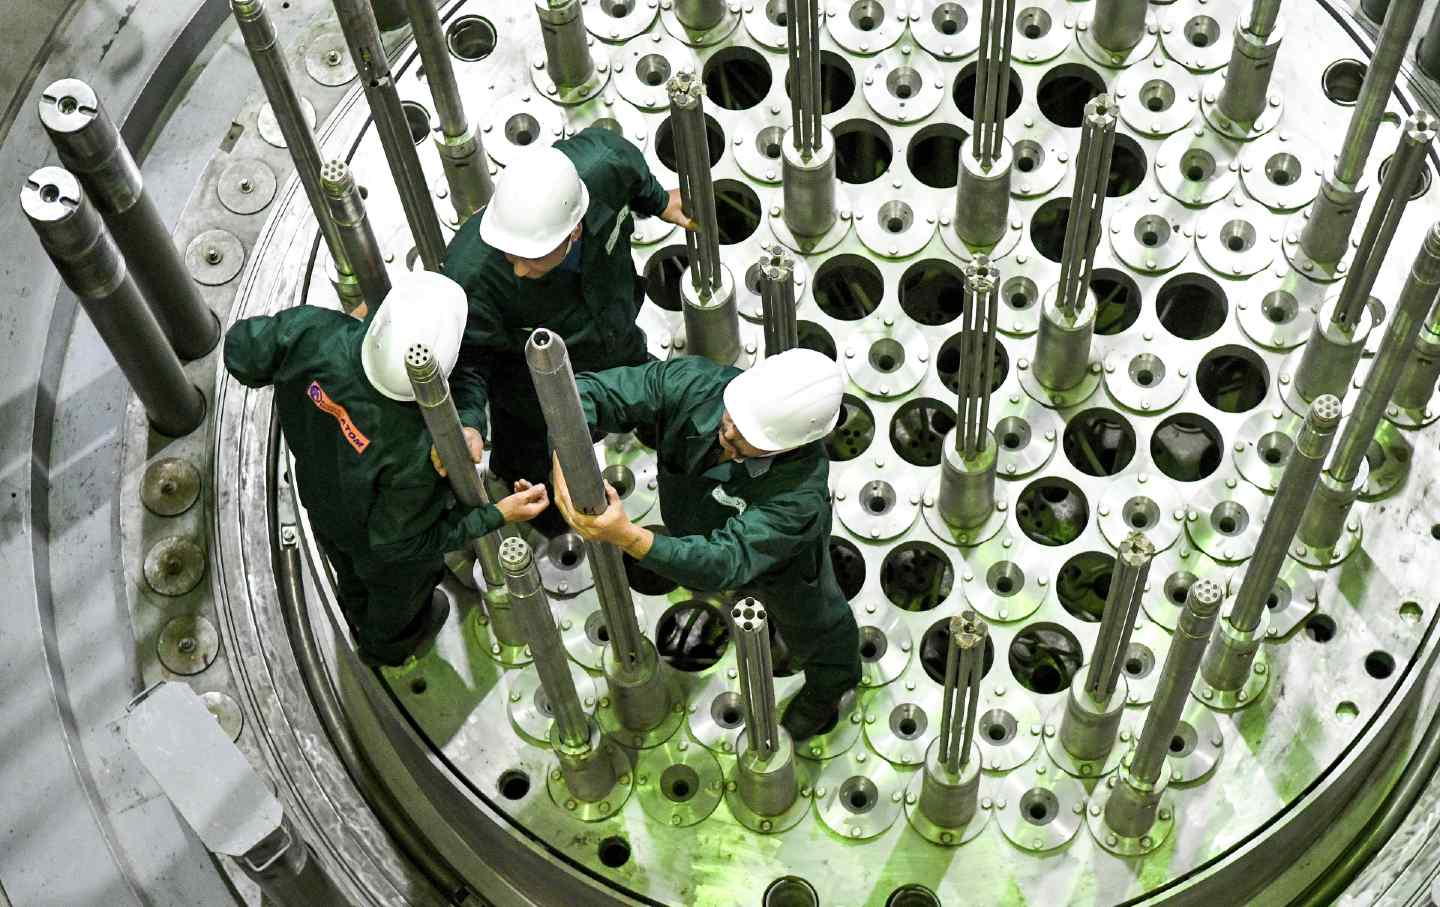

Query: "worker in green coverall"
left=552, top=350, right=863, bottom=742
left=439, top=127, right=694, bottom=534
left=223, top=272, right=550, bottom=668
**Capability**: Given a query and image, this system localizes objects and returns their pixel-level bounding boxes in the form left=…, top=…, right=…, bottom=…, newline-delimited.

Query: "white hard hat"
left=361, top=272, right=469, bottom=401
left=480, top=146, right=590, bottom=259
left=723, top=349, right=844, bottom=452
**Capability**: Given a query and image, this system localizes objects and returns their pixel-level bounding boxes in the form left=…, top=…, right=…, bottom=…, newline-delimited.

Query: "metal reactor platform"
left=7, top=0, right=1440, bottom=905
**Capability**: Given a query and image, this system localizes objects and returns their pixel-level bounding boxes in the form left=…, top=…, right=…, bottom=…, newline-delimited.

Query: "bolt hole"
left=1185, top=15, right=1219, bottom=47
left=498, top=769, right=531, bottom=800
left=1365, top=650, right=1396, bottom=679
left=597, top=836, right=631, bottom=868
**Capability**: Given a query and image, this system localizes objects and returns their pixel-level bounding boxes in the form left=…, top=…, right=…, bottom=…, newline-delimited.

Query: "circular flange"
left=1042, top=703, right=1130, bottom=779
left=922, top=480, right=1009, bottom=547
left=1233, top=406, right=1302, bottom=493
left=1115, top=57, right=1200, bottom=137
left=814, top=750, right=905, bottom=840
left=303, top=30, right=356, bottom=86
left=904, top=771, right=993, bottom=846
left=1103, top=343, right=1192, bottom=415
left=1143, top=545, right=1231, bottom=630
left=1121, top=619, right=1170, bottom=706
left=938, top=212, right=1025, bottom=263
left=1281, top=208, right=1359, bottom=284
left=530, top=48, right=612, bottom=105
left=1194, top=645, right=1271, bottom=712
left=141, top=457, right=201, bottom=517
left=1239, top=132, right=1323, bottom=210
left=855, top=192, right=939, bottom=259
left=1166, top=704, right=1224, bottom=784
left=996, top=261, right=1055, bottom=336
left=687, top=668, right=747, bottom=754
left=857, top=608, right=915, bottom=688
left=836, top=473, right=922, bottom=540
left=587, top=0, right=660, bottom=42
left=989, top=393, right=1061, bottom=478
left=1200, top=70, right=1283, bottom=141
left=1009, top=1, right=1070, bottom=64
left=736, top=243, right=812, bottom=321
left=1361, top=421, right=1412, bottom=500
left=599, top=438, right=659, bottom=522
left=465, top=604, right=533, bottom=667
left=1185, top=476, right=1268, bottom=564
left=1236, top=274, right=1323, bottom=351
left=793, top=688, right=863, bottom=761
left=545, top=744, right=635, bottom=822
left=636, top=738, right=724, bottom=827
left=1196, top=198, right=1279, bottom=278
left=909, top=0, right=982, bottom=60
left=144, top=536, right=206, bottom=596
left=1086, top=778, right=1175, bottom=856
left=860, top=49, right=945, bottom=124
left=767, top=194, right=854, bottom=255
left=976, top=687, right=1044, bottom=771
left=595, top=660, right=687, bottom=750
left=257, top=96, right=315, bottom=148
left=535, top=531, right=596, bottom=596
left=507, top=662, right=600, bottom=747
left=843, top=321, right=930, bottom=397
left=1008, top=125, right=1070, bottom=197
left=201, top=690, right=244, bottom=741
left=742, top=0, right=792, bottom=49
left=1159, top=5, right=1233, bottom=71
left=1262, top=560, right=1320, bottom=638
left=1097, top=473, right=1186, bottom=553
left=733, top=113, right=793, bottom=184
left=725, top=761, right=815, bottom=834
left=1277, top=337, right=1373, bottom=418
left=1109, top=196, right=1194, bottom=273
left=660, top=4, right=742, bottom=46
left=563, top=93, right=650, bottom=148
left=482, top=93, right=566, bottom=166
left=960, top=541, right=1049, bottom=623
left=995, top=764, right=1087, bottom=851
left=1292, top=504, right=1366, bottom=569
left=185, top=229, right=245, bottom=286
left=157, top=615, right=219, bottom=675
left=1017, top=355, right=1104, bottom=409
left=558, top=591, right=610, bottom=670
left=612, top=34, right=697, bottom=110
left=216, top=159, right=277, bottom=215
left=1155, top=128, right=1240, bottom=206
left=1077, top=16, right=1159, bottom=69
left=825, top=0, right=906, bottom=54
left=863, top=684, right=941, bottom=767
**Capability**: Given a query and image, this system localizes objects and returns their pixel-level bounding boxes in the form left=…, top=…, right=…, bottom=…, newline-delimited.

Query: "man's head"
left=480, top=146, right=590, bottom=280
left=361, top=272, right=468, bottom=401
left=721, top=349, right=844, bottom=458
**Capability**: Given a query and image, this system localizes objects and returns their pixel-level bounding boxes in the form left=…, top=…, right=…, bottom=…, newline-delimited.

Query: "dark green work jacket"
left=223, top=306, right=503, bottom=562
left=575, top=358, right=851, bottom=634
left=444, top=126, right=670, bottom=454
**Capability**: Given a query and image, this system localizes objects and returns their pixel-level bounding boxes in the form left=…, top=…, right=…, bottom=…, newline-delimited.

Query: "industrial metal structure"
left=8, top=0, right=1440, bottom=904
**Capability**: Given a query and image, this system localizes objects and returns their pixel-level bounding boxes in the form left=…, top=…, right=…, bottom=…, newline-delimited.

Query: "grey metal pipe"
left=1085, top=534, right=1153, bottom=699
left=937, top=611, right=987, bottom=774
left=231, top=0, right=359, bottom=302
left=973, top=0, right=1016, bottom=167
left=1216, top=13, right=1284, bottom=126
left=1247, top=0, right=1284, bottom=36
left=1091, top=0, right=1149, bottom=55
left=732, top=599, right=781, bottom=761
left=535, top=0, right=597, bottom=93
left=320, top=160, right=390, bottom=312
left=786, top=0, right=822, bottom=155
left=676, top=0, right=728, bottom=31
left=757, top=249, right=798, bottom=357
left=956, top=258, right=1000, bottom=460
left=669, top=73, right=721, bottom=294
left=1057, top=95, right=1117, bottom=317
left=1335, top=0, right=1425, bottom=186
left=38, top=78, right=219, bottom=360
left=332, top=0, right=447, bottom=271
left=500, top=538, right=590, bottom=749
left=22, top=167, right=205, bottom=438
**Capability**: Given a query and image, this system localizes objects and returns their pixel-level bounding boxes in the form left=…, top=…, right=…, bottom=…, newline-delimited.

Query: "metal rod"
left=956, top=258, right=999, bottom=459
left=332, top=0, right=447, bottom=271
left=1084, top=533, right=1154, bottom=698
left=231, top=0, right=358, bottom=301
left=22, top=167, right=205, bottom=437
left=500, top=538, right=589, bottom=749
left=38, top=78, right=219, bottom=360
left=1091, top=0, right=1149, bottom=55
left=937, top=610, right=988, bottom=775
left=1247, top=0, right=1284, bottom=36
left=535, top=0, right=597, bottom=94
left=669, top=72, right=721, bottom=295
left=1335, top=0, right=1425, bottom=186
left=757, top=248, right=798, bottom=357
left=1057, top=95, right=1117, bottom=317
left=731, top=599, right=780, bottom=760
left=320, top=160, right=391, bottom=312
left=973, top=0, right=1016, bottom=166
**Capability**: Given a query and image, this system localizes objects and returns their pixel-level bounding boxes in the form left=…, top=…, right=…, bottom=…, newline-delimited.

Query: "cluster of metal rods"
left=668, top=72, right=723, bottom=296
left=972, top=0, right=1017, bottom=168
left=1084, top=534, right=1153, bottom=699
left=1055, top=95, right=1117, bottom=316
left=955, top=257, right=999, bottom=459
left=937, top=611, right=987, bottom=775
left=732, top=600, right=781, bottom=760
left=785, top=0, right=824, bottom=157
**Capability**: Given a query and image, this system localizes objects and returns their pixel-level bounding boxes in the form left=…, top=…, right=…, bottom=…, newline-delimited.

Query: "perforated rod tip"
left=1186, top=578, right=1225, bottom=615
left=1404, top=110, right=1439, bottom=143
left=731, top=598, right=768, bottom=632
left=498, top=536, right=534, bottom=574
left=1308, top=394, right=1343, bottom=431
left=38, top=79, right=100, bottom=134
left=320, top=160, right=353, bottom=195
left=950, top=608, right=988, bottom=650
left=1083, top=94, right=1119, bottom=128
left=964, top=255, right=997, bottom=290
left=20, top=167, right=83, bottom=224
left=1117, top=532, right=1155, bottom=566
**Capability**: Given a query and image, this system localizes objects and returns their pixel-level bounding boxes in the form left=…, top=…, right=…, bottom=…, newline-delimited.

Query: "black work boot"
left=781, top=687, right=843, bottom=743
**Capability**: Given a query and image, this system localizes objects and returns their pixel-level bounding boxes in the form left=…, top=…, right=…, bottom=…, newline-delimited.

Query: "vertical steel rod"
left=732, top=599, right=781, bottom=761
left=757, top=248, right=798, bottom=357
left=669, top=73, right=721, bottom=295
left=1085, top=534, right=1154, bottom=699
left=956, top=257, right=999, bottom=459
left=937, top=611, right=987, bottom=775
left=500, top=538, right=589, bottom=749
left=1056, top=95, right=1117, bottom=317
left=321, top=160, right=391, bottom=313
left=973, top=0, right=1016, bottom=167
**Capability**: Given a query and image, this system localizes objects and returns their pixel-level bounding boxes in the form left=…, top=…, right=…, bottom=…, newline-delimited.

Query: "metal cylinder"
left=1421, top=1, right=1440, bottom=79
left=735, top=725, right=799, bottom=818
left=320, top=160, right=389, bottom=312
left=404, top=0, right=492, bottom=220
left=920, top=611, right=987, bottom=829
left=333, top=0, right=447, bottom=271
left=1034, top=287, right=1097, bottom=391
left=1391, top=324, right=1440, bottom=412
left=231, top=0, right=358, bottom=301
left=954, top=258, right=1000, bottom=460
left=918, top=736, right=982, bottom=830
left=1298, top=469, right=1360, bottom=550
left=1292, top=297, right=1374, bottom=406
left=757, top=249, right=798, bottom=357
left=38, top=79, right=220, bottom=360
left=786, top=0, right=823, bottom=156
left=1335, top=0, right=1425, bottom=186
left=1299, top=175, right=1366, bottom=265
left=675, top=0, right=727, bottom=30
left=22, top=167, right=205, bottom=438
left=670, top=73, right=723, bottom=293
left=501, top=538, right=590, bottom=750
left=781, top=135, right=838, bottom=238
left=535, top=0, right=597, bottom=92
left=1215, top=19, right=1284, bottom=127
left=1056, top=96, right=1117, bottom=317
left=1091, top=0, right=1149, bottom=54
left=954, top=142, right=1013, bottom=248
left=681, top=265, right=742, bottom=364
left=732, top=600, right=799, bottom=817
left=938, top=435, right=998, bottom=529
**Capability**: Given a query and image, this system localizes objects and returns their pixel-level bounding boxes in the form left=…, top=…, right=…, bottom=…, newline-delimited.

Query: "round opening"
left=1108, top=134, right=1147, bottom=197
left=784, top=51, right=857, bottom=113
left=598, top=836, right=631, bottom=868
left=932, top=2, right=967, bottom=35
left=879, top=199, right=915, bottom=234
left=921, top=617, right=996, bottom=683
left=765, top=876, right=819, bottom=907
left=1210, top=500, right=1250, bottom=536
left=1157, top=273, right=1229, bottom=340
left=1220, top=219, right=1257, bottom=253
left=1064, top=408, right=1137, bottom=476
left=661, top=764, right=700, bottom=803
left=1057, top=551, right=1117, bottom=622
left=868, top=337, right=906, bottom=374
left=988, top=560, right=1025, bottom=597
left=995, top=415, right=1031, bottom=452
left=1141, top=79, right=1176, bottom=112
left=1123, top=495, right=1161, bottom=531
left=899, top=259, right=965, bottom=326
left=655, top=600, right=730, bottom=672
left=1323, top=59, right=1366, bottom=105
left=39, top=183, right=60, bottom=203
left=602, top=464, right=635, bottom=499
left=703, top=47, right=772, bottom=110
left=938, top=332, right=1008, bottom=394
left=766, top=0, right=789, bottom=27
left=1008, top=622, right=1084, bottom=694
left=756, top=125, right=786, bottom=160
left=1305, top=613, right=1337, bottom=643
left=1401, top=601, right=1424, bottom=623
left=954, top=62, right=1024, bottom=121
left=850, top=0, right=885, bottom=31
left=1018, top=6, right=1052, bottom=39
left=1151, top=412, right=1224, bottom=481
left=1129, top=352, right=1166, bottom=388
left=980, top=708, right=1018, bottom=745
left=1180, top=148, right=1217, bottom=183
left=1169, top=720, right=1198, bottom=757
left=1004, top=275, right=1039, bottom=313
left=712, top=691, right=745, bottom=728
left=859, top=624, right=889, bottom=661
left=1378, top=153, right=1433, bottom=201
left=1262, top=289, right=1300, bottom=325
left=1030, top=197, right=1072, bottom=262
left=889, top=703, right=928, bottom=740
left=861, top=479, right=898, bottom=515
left=825, top=394, right=876, bottom=461
left=584, top=611, right=610, bottom=647
left=890, top=397, right=957, bottom=467
left=636, top=53, right=673, bottom=88
left=842, top=775, right=878, bottom=812
left=1037, top=63, right=1107, bottom=128
left=57, top=95, right=78, bottom=114
left=1185, top=15, right=1220, bottom=47
left=1265, top=152, right=1302, bottom=187
left=1165, top=571, right=1198, bottom=606
left=1020, top=788, right=1059, bottom=825
left=1336, top=701, right=1360, bottom=721
left=1258, top=431, right=1294, bottom=467
left=814, top=254, right=884, bottom=320
left=1134, top=213, right=1172, bottom=249
left=713, top=179, right=762, bottom=244
left=881, top=542, right=954, bottom=612
left=656, top=112, right=725, bottom=171
left=446, top=16, right=497, bottom=62
left=798, top=321, right=838, bottom=360
left=1017, top=478, right=1089, bottom=546
left=1123, top=642, right=1155, bottom=680
left=887, top=66, right=924, bottom=100
left=1365, top=650, right=1396, bottom=679
left=834, top=119, right=894, bottom=184
left=906, top=123, right=966, bottom=189
left=1092, top=269, right=1143, bottom=335
left=497, top=769, right=530, bottom=800
left=600, top=0, right=633, bottom=15
left=1013, top=139, right=1045, bottom=173
left=409, top=677, right=427, bottom=695
left=504, top=112, right=538, bottom=146
left=626, top=525, right=679, bottom=595
left=830, top=536, right=867, bottom=600
left=887, top=885, right=943, bottom=907
left=1197, top=345, right=1270, bottom=413
left=1266, top=578, right=1293, bottom=613
left=545, top=532, right=587, bottom=571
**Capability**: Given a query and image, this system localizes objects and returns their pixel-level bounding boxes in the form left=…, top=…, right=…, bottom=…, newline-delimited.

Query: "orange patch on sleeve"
left=307, top=381, right=371, bottom=454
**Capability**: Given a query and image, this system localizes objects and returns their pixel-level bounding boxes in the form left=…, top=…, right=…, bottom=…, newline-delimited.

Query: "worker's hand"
left=661, top=188, right=698, bottom=231
left=431, top=427, right=485, bottom=477
left=552, top=454, right=631, bottom=545
left=497, top=482, right=549, bottom=523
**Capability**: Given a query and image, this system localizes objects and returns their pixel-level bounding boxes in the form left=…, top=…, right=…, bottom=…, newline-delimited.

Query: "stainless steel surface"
left=757, top=247, right=798, bottom=356
left=320, top=158, right=387, bottom=310
left=501, top=537, right=590, bottom=751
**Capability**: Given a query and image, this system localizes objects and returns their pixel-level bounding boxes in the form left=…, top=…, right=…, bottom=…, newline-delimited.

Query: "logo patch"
left=711, top=485, right=747, bottom=515
left=307, top=381, right=370, bottom=454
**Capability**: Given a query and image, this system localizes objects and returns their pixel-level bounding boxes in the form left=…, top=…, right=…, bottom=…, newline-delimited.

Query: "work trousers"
left=314, top=534, right=446, bottom=666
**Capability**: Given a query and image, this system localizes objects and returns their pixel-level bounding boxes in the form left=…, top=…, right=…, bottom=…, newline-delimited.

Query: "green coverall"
left=576, top=357, right=863, bottom=702
left=443, top=126, right=669, bottom=525
left=224, top=306, right=505, bottom=665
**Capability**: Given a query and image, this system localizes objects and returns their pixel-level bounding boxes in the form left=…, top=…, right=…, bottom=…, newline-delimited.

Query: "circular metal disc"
left=1167, top=703, right=1225, bottom=784
left=599, top=437, right=659, bottom=523
left=505, top=662, right=599, bottom=747
left=557, top=589, right=609, bottom=670
left=1185, top=475, right=1269, bottom=563
left=257, top=96, right=315, bottom=148
left=1239, top=132, right=1324, bottom=211
left=1116, top=58, right=1200, bottom=137
left=535, top=531, right=595, bottom=596
left=1097, top=472, right=1187, bottom=553
left=141, top=457, right=201, bottom=517
left=909, top=0, right=982, bottom=61
left=185, top=229, right=245, bottom=286
left=586, top=0, right=659, bottom=43
left=857, top=607, right=914, bottom=687
left=863, top=684, right=941, bottom=767
left=990, top=393, right=1061, bottom=478
left=855, top=189, right=939, bottom=259
left=1121, top=619, right=1172, bottom=706
left=1233, top=406, right=1302, bottom=492
left=612, top=35, right=696, bottom=111
left=814, top=751, right=904, bottom=840
left=961, top=539, right=1049, bottom=623
left=835, top=471, right=922, bottom=541
left=143, top=536, right=206, bottom=596
left=1103, top=342, right=1193, bottom=415
left=529, top=49, right=611, bottom=106
left=1109, top=197, right=1194, bottom=273
left=1159, top=3, right=1234, bottom=71
left=1196, top=198, right=1281, bottom=278
left=482, top=92, right=566, bottom=165
left=689, top=667, right=743, bottom=754
left=636, top=739, right=724, bottom=828
left=842, top=323, right=929, bottom=398
left=1155, top=128, right=1240, bottom=206
left=216, top=159, right=277, bottom=215
left=1010, top=0, right=1070, bottom=64
left=303, top=30, right=356, bottom=86
left=563, top=92, right=650, bottom=149
left=861, top=50, right=945, bottom=125
left=1086, top=779, right=1175, bottom=855
left=201, top=690, right=244, bottom=741
left=1143, top=545, right=1231, bottom=630
left=1009, top=125, right=1070, bottom=198
left=975, top=686, right=1044, bottom=771
left=995, top=764, right=1086, bottom=852
left=157, top=615, right=219, bottom=675
left=824, top=2, right=905, bottom=54
left=1236, top=272, right=1323, bottom=351
left=545, top=744, right=634, bottom=822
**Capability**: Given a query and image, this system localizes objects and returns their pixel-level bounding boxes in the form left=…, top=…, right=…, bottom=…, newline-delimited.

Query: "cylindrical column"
left=782, top=139, right=838, bottom=237
left=321, top=160, right=390, bottom=313
left=332, top=0, right=446, bottom=272
left=1105, top=578, right=1223, bottom=839
left=404, top=0, right=492, bottom=220
left=501, top=538, right=589, bottom=749
left=919, top=610, right=987, bottom=829
left=38, top=79, right=220, bottom=360
left=1291, top=297, right=1375, bottom=406
left=782, top=0, right=836, bottom=238
left=1297, top=470, right=1358, bottom=550
left=23, top=168, right=205, bottom=437
left=938, top=258, right=1000, bottom=529
left=1421, top=2, right=1440, bottom=79
left=681, top=266, right=741, bottom=364
left=757, top=249, right=798, bottom=357
left=535, top=0, right=597, bottom=92
left=1034, top=286, right=1098, bottom=391
left=955, top=144, right=1013, bottom=248
left=676, top=0, right=727, bottom=30
left=954, top=0, right=1015, bottom=247
left=731, top=600, right=800, bottom=817
left=1215, top=14, right=1284, bottom=126
left=230, top=0, right=359, bottom=303
left=1060, top=534, right=1153, bottom=762
left=1091, top=0, right=1149, bottom=55
left=1392, top=322, right=1440, bottom=412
